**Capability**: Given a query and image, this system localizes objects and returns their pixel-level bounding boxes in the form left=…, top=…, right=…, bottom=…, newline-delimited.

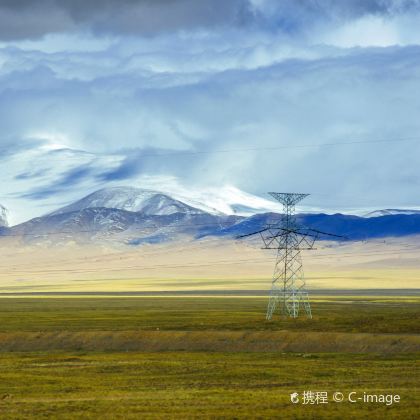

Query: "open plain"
left=0, top=296, right=418, bottom=419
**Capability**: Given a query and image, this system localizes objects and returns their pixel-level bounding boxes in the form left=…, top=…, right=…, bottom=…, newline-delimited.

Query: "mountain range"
left=2, top=187, right=420, bottom=246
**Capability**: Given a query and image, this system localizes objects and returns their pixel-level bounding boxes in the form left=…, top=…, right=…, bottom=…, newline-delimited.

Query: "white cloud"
left=317, top=15, right=420, bottom=47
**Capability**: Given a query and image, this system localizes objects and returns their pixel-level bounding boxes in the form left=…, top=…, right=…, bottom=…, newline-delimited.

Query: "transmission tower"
left=238, top=192, right=343, bottom=320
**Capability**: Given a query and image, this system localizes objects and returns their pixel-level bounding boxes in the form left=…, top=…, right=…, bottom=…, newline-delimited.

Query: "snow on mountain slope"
left=139, top=193, right=204, bottom=215
left=170, top=185, right=285, bottom=216
left=48, top=182, right=325, bottom=221
left=0, top=205, right=8, bottom=227
left=364, top=209, right=420, bottom=217
left=50, top=187, right=206, bottom=216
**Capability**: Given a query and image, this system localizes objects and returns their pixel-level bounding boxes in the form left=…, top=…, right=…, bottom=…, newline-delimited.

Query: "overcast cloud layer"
left=1, top=0, right=420, bottom=224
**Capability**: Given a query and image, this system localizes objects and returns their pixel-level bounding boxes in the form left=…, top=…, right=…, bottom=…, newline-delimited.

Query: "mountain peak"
left=49, top=187, right=207, bottom=217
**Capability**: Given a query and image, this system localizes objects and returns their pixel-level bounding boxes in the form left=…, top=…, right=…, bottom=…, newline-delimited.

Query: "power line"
left=0, top=246, right=417, bottom=275
left=1, top=220, right=418, bottom=259
left=1, top=239, right=416, bottom=272
left=4, top=135, right=420, bottom=164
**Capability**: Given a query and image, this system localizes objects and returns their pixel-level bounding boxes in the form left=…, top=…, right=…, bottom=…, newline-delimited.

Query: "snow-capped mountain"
left=0, top=205, right=8, bottom=227
left=5, top=176, right=420, bottom=246
left=48, top=185, right=289, bottom=219
left=50, top=187, right=207, bottom=217
left=364, top=209, right=420, bottom=218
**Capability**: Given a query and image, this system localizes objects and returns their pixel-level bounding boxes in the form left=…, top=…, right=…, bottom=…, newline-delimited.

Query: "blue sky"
left=1, top=0, right=420, bottom=224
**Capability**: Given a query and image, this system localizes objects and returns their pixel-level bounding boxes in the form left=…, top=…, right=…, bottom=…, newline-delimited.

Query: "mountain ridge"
left=3, top=188, right=420, bottom=246
left=5, top=208, right=420, bottom=246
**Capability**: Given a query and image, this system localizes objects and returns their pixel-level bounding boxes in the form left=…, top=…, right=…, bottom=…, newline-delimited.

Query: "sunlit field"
left=1, top=239, right=420, bottom=293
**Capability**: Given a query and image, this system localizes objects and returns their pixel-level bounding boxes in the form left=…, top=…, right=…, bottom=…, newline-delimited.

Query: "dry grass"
left=0, top=330, right=418, bottom=353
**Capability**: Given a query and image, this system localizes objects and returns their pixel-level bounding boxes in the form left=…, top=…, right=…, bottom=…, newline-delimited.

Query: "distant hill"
left=7, top=207, right=241, bottom=245
left=218, top=213, right=420, bottom=241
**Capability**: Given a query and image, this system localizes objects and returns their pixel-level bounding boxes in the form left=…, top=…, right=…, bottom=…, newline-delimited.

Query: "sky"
left=2, top=0, right=420, bottom=224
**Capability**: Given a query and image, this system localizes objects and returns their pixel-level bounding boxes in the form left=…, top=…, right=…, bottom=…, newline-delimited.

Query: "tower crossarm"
left=236, top=227, right=270, bottom=239
left=305, top=228, right=347, bottom=240
left=268, top=192, right=309, bottom=206
left=260, top=233, right=314, bottom=250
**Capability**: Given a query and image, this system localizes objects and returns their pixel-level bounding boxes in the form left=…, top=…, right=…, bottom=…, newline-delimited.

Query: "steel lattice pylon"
left=264, top=193, right=312, bottom=319
left=237, top=192, right=344, bottom=320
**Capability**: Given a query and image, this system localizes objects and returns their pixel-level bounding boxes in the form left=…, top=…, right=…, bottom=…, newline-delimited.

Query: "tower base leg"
left=266, top=287, right=312, bottom=320
left=266, top=291, right=278, bottom=320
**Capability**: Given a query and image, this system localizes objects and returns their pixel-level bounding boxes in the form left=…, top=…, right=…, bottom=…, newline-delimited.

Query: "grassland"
left=0, top=296, right=418, bottom=334
left=0, top=296, right=418, bottom=418
left=0, top=351, right=418, bottom=419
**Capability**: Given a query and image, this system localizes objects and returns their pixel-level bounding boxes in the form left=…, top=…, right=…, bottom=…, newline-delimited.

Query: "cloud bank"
left=0, top=1, right=420, bottom=223
left=2, top=0, right=420, bottom=42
